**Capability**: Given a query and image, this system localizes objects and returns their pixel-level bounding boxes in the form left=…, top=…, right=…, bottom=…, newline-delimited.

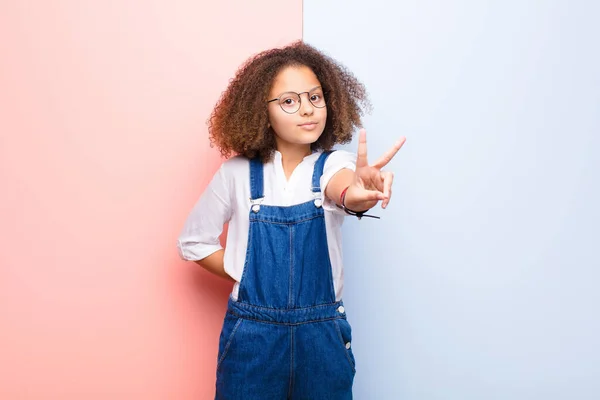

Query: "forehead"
left=270, top=65, right=321, bottom=95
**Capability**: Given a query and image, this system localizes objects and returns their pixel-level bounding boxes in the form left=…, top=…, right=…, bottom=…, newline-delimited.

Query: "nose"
left=299, top=93, right=314, bottom=116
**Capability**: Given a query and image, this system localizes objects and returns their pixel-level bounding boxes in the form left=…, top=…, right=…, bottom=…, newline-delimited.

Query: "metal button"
left=251, top=204, right=260, bottom=213
left=337, top=306, right=345, bottom=314
left=345, top=342, right=351, bottom=349
left=314, top=198, right=322, bottom=208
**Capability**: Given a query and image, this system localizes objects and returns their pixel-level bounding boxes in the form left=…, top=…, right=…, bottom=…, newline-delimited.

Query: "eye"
left=310, top=94, right=321, bottom=101
left=281, top=96, right=297, bottom=106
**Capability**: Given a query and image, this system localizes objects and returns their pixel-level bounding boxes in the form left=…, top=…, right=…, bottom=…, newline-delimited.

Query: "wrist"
left=337, top=186, right=379, bottom=220
left=339, top=186, right=365, bottom=211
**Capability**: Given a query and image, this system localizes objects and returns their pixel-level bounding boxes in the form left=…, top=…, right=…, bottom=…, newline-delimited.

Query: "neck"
left=276, top=142, right=312, bottom=180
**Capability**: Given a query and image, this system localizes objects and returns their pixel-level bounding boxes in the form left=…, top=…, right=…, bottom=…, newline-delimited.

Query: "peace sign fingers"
left=372, top=137, right=406, bottom=169
left=356, top=129, right=369, bottom=169
left=345, top=128, right=405, bottom=212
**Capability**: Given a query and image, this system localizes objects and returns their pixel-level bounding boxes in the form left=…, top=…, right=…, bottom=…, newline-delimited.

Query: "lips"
left=298, top=121, right=317, bottom=126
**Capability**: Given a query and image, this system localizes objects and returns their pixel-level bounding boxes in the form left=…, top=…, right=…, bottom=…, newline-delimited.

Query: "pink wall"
left=0, top=1, right=301, bottom=398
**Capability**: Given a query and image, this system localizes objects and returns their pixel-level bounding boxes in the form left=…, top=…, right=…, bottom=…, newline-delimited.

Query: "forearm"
left=193, top=249, right=235, bottom=282
left=325, top=168, right=354, bottom=207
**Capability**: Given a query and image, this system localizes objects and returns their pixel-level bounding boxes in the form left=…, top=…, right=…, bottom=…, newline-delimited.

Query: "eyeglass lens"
left=278, top=90, right=326, bottom=113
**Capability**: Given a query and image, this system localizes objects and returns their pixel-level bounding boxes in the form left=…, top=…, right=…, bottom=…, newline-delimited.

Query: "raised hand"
left=343, top=129, right=406, bottom=212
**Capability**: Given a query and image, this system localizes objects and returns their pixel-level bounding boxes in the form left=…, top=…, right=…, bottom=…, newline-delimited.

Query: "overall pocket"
left=334, top=317, right=356, bottom=371
left=216, top=313, right=243, bottom=371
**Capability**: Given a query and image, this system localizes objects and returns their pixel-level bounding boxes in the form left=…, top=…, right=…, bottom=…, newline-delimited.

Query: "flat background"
left=305, top=0, right=600, bottom=398
left=0, top=1, right=300, bottom=398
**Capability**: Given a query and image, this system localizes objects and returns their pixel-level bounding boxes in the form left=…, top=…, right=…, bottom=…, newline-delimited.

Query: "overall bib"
left=215, top=152, right=356, bottom=399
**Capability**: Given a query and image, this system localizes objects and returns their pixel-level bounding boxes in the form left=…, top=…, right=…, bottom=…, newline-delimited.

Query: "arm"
left=194, top=250, right=234, bottom=282
left=325, top=168, right=355, bottom=207
left=177, top=164, right=234, bottom=281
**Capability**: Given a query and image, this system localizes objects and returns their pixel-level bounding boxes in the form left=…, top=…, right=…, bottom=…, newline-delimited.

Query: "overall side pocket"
left=334, top=317, right=356, bottom=372
left=216, top=313, right=243, bottom=371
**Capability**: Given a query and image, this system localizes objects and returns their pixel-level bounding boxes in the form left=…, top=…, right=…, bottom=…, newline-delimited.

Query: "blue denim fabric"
left=215, top=152, right=355, bottom=399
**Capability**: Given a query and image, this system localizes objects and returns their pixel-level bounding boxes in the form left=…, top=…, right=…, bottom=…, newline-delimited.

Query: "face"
left=267, top=65, right=327, bottom=152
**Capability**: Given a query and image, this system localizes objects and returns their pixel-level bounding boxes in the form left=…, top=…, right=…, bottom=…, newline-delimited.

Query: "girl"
left=177, top=41, right=405, bottom=399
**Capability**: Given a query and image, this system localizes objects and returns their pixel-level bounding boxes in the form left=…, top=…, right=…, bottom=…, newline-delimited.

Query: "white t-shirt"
left=177, top=150, right=357, bottom=301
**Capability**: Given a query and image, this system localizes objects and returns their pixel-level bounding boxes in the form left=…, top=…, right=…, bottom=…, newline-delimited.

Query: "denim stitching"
left=249, top=199, right=316, bottom=211
left=229, top=301, right=340, bottom=312
left=217, top=318, right=243, bottom=370
left=250, top=214, right=322, bottom=225
left=316, top=217, right=337, bottom=302
left=236, top=220, right=254, bottom=302
left=333, top=319, right=356, bottom=372
left=289, top=225, right=294, bottom=308
left=288, top=325, right=294, bottom=398
left=226, top=312, right=343, bottom=326
left=311, top=151, right=332, bottom=192
left=249, top=158, right=264, bottom=200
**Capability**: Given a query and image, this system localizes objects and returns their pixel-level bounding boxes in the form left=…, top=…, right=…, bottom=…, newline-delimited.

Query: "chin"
left=300, top=134, right=323, bottom=145
left=299, top=128, right=324, bottom=141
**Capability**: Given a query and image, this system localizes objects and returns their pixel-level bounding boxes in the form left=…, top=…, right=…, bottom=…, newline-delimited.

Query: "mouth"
left=298, top=121, right=318, bottom=127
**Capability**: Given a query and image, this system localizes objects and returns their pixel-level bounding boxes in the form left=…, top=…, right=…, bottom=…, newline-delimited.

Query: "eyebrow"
left=274, top=85, right=322, bottom=98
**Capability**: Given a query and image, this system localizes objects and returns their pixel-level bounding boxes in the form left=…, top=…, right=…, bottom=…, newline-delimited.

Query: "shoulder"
left=219, top=155, right=250, bottom=178
left=324, top=149, right=357, bottom=170
left=208, top=155, right=250, bottom=198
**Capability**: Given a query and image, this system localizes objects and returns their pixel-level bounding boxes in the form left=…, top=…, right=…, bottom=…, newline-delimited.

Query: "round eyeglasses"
left=267, top=87, right=326, bottom=114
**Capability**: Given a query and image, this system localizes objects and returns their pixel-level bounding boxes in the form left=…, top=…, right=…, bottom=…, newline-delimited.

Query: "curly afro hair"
left=207, top=41, right=371, bottom=162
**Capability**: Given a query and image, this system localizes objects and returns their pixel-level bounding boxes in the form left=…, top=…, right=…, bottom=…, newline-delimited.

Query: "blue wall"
left=305, top=1, right=600, bottom=398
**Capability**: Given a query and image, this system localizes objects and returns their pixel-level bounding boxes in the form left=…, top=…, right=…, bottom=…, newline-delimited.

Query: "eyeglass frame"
left=267, top=86, right=327, bottom=114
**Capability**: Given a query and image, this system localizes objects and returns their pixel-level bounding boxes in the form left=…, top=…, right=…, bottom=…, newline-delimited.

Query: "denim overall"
left=215, top=152, right=356, bottom=399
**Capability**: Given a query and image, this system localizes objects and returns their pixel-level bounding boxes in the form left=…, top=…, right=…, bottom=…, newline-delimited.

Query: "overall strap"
left=311, top=151, right=334, bottom=193
left=251, top=151, right=333, bottom=199
left=249, top=157, right=264, bottom=201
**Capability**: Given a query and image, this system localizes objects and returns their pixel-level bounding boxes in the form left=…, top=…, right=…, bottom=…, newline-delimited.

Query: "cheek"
left=268, top=107, right=283, bottom=124
left=269, top=112, right=294, bottom=131
left=317, top=106, right=327, bottom=123
left=267, top=107, right=276, bottom=126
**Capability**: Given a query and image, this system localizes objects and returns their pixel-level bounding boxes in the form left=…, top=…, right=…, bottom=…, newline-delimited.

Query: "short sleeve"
left=320, top=150, right=357, bottom=215
left=176, top=164, right=233, bottom=261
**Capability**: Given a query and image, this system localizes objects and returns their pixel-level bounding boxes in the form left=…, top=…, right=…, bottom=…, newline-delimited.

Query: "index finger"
left=356, top=129, right=369, bottom=168
left=372, top=137, right=406, bottom=169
